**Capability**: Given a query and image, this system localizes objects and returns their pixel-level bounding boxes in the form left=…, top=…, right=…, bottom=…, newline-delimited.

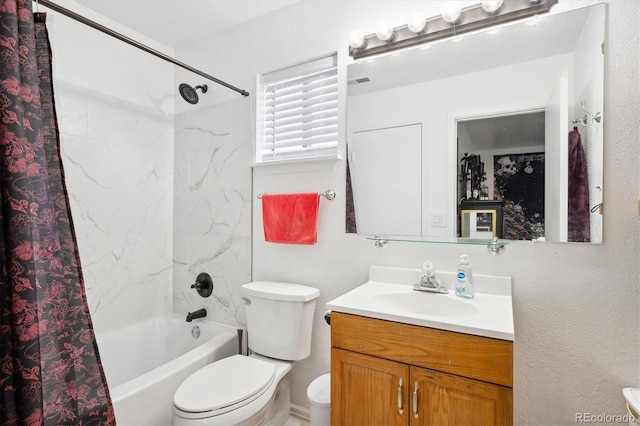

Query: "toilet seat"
left=173, top=355, right=276, bottom=419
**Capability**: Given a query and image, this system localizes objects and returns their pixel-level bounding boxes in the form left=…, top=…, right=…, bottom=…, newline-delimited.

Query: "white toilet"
left=172, top=281, right=320, bottom=426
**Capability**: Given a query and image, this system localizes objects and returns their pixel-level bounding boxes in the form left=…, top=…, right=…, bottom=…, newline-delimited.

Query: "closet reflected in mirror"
left=346, top=3, right=605, bottom=243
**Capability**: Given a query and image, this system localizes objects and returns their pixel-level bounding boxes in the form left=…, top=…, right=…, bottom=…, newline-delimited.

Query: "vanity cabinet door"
left=332, top=348, right=409, bottom=426
left=409, top=366, right=513, bottom=426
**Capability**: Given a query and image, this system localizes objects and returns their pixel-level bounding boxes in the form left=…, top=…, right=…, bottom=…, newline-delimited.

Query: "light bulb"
left=441, top=3, right=462, bottom=24
left=348, top=29, right=365, bottom=49
left=408, top=12, right=427, bottom=33
left=376, top=21, right=394, bottom=42
left=481, top=0, right=503, bottom=15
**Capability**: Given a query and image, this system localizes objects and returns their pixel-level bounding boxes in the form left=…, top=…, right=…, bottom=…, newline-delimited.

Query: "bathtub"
left=96, top=314, right=241, bottom=426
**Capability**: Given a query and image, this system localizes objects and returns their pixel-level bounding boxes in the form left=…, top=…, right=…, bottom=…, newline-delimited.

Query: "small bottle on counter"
left=455, top=255, right=474, bottom=299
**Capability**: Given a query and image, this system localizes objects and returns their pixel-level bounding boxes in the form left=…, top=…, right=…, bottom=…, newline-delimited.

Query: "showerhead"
left=179, top=83, right=208, bottom=104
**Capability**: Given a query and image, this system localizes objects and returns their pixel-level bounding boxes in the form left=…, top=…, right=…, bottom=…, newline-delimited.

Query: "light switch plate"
left=430, top=212, right=446, bottom=227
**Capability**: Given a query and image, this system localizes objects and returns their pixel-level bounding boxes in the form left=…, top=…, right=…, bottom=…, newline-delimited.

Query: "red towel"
left=262, top=193, right=320, bottom=244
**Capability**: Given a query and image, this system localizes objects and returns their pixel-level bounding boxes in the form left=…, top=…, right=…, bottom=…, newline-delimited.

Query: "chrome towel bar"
left=257, top=189, right=336, bottom=200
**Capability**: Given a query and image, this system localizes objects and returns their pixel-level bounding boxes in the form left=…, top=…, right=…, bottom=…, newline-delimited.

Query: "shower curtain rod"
left=38, top=0, right=250, bottom=97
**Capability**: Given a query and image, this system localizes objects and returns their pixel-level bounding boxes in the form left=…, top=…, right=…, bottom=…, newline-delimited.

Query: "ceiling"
left=78, top=0, right=300, bottom=49
left=459, top=112, right=545, bottom=151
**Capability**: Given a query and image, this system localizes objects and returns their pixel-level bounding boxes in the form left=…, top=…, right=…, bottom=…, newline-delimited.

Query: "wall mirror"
left=346, top=3, right=605, bottom=244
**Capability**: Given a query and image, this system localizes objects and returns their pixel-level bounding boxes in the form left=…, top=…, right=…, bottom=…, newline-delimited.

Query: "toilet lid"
left=174, top=355, right=276, bottom=414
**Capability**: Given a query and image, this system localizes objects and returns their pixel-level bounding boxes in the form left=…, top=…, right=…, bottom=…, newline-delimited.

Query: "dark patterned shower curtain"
left=0, top=1, right=115, bottom=424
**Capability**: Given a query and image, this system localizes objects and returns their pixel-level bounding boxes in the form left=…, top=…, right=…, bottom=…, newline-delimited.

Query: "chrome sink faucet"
left=413, top=261, right=449, bottom=294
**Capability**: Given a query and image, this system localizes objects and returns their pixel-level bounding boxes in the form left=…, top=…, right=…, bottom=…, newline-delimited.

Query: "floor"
left=285, top=415, right=310, bottom=426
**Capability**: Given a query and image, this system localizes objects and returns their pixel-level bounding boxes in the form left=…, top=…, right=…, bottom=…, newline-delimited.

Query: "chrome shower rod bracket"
left=38, top=0, right=249, bottom=97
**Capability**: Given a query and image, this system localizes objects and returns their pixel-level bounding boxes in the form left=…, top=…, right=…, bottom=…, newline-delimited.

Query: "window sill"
left=250, top=154, right=342, bottom=168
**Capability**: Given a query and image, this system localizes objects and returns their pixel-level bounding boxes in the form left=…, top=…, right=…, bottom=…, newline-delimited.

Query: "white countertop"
left=326, top=265, right=514, bottom=341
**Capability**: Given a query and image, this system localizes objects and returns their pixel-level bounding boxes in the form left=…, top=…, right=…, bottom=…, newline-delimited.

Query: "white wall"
left=46, top=1, right=175, bottom=334
left=177, top=1, right=639, bottom=424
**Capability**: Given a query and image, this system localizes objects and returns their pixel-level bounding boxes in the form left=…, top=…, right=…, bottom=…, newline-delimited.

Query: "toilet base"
left=248, top=376, right=290, bottom=426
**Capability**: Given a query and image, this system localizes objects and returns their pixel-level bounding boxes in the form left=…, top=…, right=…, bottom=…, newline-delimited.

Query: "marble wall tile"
left=173, top=98, right=252, bottom=329
left=58, top=83, right=174, bottom=334
left=56, top=73, right=249, bottom=334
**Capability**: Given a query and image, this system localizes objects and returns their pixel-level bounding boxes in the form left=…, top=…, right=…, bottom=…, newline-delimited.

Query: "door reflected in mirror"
left=346, top=3, right=605, bottom=244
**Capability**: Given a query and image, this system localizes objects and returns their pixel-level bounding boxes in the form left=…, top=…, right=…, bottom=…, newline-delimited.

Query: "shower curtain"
left=0, top=2, right=115, bottom=424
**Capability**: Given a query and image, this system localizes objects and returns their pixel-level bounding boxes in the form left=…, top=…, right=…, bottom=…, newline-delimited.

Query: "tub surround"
left=46, top=0, right=177, bottom=334
left=58, top=80, right=174, bottom=335
left=172, top=98, right=252, bottom=329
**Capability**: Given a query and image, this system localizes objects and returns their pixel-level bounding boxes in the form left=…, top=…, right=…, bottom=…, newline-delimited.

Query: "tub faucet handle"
left=191, top=272, right=213, bottom=298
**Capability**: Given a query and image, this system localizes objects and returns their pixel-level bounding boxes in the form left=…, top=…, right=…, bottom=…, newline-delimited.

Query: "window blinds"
left=258, top=55, right=338, bottom=163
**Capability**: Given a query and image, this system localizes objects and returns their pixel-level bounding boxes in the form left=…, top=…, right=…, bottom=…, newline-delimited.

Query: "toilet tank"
left=242, top=282, right=320, bottom=361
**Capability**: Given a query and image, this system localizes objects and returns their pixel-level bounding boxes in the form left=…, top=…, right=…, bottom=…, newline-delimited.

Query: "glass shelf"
left=364, top=235, right=509, bottom=254
left=365, top=235, right=508, bottom=245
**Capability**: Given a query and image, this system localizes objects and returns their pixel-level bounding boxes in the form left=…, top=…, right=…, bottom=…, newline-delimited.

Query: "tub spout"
left=186, top=308, right=207, bottom=322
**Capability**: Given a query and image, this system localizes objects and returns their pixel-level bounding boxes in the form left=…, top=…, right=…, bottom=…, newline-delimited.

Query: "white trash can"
left=307, top=373, right=330, bottom=426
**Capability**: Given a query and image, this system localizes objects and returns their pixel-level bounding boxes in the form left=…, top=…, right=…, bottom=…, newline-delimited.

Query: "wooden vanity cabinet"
left=331, top=312, right=513, bottom=426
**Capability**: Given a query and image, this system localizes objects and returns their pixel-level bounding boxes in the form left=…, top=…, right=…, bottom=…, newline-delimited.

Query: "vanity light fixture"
left=348, top=0, right=557, bottom=60
left=441, top=3, right=463, bottom=24
left=349, top=29, right=366, bottom=49
left=481, top=0, right=504, bottom=15
left=408, top=12, right=427, bottom=33
left=376, top=21, right=394, bottom=41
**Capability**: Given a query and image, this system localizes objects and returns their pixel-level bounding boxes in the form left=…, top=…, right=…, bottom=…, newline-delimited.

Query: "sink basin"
left=371, top=292, right=479, bottom=317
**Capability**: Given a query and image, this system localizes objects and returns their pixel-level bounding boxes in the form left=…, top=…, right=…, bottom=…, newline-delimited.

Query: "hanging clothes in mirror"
left=568, top=127, right=591, bottom=242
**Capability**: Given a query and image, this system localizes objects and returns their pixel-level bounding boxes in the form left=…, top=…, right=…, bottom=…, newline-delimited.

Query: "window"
left=257, top=55, right=338, bottom=164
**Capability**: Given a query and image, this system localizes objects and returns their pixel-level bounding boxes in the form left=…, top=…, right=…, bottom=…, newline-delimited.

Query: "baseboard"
left=290, top=402, right=310, bottom=422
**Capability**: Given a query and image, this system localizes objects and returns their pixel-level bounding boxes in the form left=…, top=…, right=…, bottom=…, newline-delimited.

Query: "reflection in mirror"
left=457, top=112, right=545, bottom=241
left=346, top=4, right=604, bottom=244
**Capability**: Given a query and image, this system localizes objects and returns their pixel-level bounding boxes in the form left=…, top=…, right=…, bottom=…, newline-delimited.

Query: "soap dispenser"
left=455, top=255, right=474, bottom=298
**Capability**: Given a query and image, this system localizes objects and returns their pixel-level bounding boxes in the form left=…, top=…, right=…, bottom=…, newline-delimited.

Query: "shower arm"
left=38, top=0, right=250, bottom=97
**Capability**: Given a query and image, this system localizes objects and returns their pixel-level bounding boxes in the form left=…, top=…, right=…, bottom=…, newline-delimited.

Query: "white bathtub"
left=96, top=314, right=240, bottom=426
